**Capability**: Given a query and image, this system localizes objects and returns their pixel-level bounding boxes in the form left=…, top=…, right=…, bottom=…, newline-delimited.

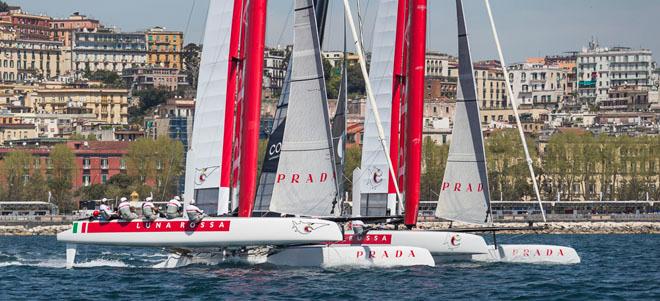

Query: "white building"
left=576, top=41, right=656, bottom=104
left=508, top=62, right=568, bottom=109
left=425, top=52, right=457, bottom=77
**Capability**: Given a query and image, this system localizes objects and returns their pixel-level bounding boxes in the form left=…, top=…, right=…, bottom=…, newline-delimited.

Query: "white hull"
left=328, top=230, right=490, bottom=256
left=268, top=245, right=435, bottom=268
left=472, top=244, right=581, bottom=264
left=57, top=217, right=342, bottom=247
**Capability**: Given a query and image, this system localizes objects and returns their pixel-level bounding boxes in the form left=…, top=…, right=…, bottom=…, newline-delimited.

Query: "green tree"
left=48, top=144, right=76, bottom=212
left=343, top=144, right=362, bottom=197
left=0, top=2, right=9, bottom=13
left=85, top=70, right=126, bottom=88
left=130, top=87, right=174, bottom=121
left=153, top=136, right=185, bottom=199
left=0, top=150, right=33, bottom=202
left=346, top=63, right=366, bottom=97
left=126, top=137, right=184, bottom=199
left=420, top=137, right=448, bottom=203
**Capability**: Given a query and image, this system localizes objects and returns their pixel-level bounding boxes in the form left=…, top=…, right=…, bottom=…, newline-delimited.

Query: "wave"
left=0, top=261, right=23, bottom=267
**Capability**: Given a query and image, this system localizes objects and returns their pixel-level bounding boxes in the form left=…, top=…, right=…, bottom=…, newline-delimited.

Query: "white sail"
left=435, top=0, right=491, bottom=225
left=357, top=0, right=397, bottom=216
left=266, top=0, right=337, bottom=216
left=183, top=0, right=235, bottom=215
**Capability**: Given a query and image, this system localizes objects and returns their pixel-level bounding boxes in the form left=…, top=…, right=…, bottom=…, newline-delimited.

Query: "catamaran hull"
left=327, top=230, right=490, bottom=258
left=57, top=217, right=342, bottom=247
left=268, top=245, right=435, bottom=268
left=472, top=244, right=581, bottom=264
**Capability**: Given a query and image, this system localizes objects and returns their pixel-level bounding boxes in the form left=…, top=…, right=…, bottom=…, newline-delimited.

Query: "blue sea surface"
left=0, top=234, right=658, bottom=300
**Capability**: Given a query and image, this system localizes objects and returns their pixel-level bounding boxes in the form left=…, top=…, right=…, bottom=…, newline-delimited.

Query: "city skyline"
left=9, top=0, right=660, bottom=63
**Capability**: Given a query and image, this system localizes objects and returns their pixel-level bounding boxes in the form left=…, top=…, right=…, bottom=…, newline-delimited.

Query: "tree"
left=0, top=150, right=33, bottom=202
left=343, top=145, right=362, bottom=197
left=183, top=43, right=201, bottom=87
left=126, top=137, right=184, bottom=199
left=48, top=145, right=76, bottom=212
left=0, top=2, right=9, bottom=13
left=131, top=87, right=174, bottom=120
left=85, top=69, right=126, bottom=88
left=346, top=62, right=366, bottom=96
left=420, top=137, right=448, bottom=203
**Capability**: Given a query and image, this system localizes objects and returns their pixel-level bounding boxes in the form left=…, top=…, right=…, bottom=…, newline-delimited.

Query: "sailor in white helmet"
left=186, top=199, right=205, bottom=223
left=166, top=196, right=182, bottom=219
left=118, top=197, right=138, bottom=221
left=99, top=198, right=114, bottom=221
left=142, top=197, right=158, bottom=221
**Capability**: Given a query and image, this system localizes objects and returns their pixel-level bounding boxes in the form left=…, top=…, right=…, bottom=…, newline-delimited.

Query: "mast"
left=389, top=0, right=408, bottom=211
left=220, top=0, right=246, bottom=213
left=484, top=0, right=547, bottom=222
left=237, top=0, right=268, bottom=217
left=403, top=0, right=427, bottom=227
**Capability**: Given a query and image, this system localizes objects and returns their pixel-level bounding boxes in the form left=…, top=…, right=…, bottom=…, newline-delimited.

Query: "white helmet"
left=120, top=197, right=127, bottom=202
left=189, top=199, right=196, bottom=205
left=174, top=196, right=181, bottom=201
left=101, top=198, right=107, bottom=203
left=145, top=197, right=153, bottom=202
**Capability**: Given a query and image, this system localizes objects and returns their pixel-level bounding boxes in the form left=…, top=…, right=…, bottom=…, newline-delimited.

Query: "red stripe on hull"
left=84, top=220, right=232, bottom=233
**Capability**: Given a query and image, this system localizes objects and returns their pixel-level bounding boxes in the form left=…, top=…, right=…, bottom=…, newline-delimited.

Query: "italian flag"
left=72, top=222, right=87, bottom=234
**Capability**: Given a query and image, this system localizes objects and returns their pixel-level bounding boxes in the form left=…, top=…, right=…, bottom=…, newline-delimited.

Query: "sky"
left=11, top=0, right=660, bottom=63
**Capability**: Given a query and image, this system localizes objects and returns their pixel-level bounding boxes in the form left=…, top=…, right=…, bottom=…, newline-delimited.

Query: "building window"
left=101, top=174, right=108, bottom=184
left=82, top=175, right=91, bottom=187
left=120, top=159, right=126, bottom=170
left=101, top=158, right=108, bottom=169
left=83, top=158, right=90, bottom=169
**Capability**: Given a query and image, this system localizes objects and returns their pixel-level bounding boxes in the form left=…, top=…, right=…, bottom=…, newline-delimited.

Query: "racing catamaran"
left=58, top=0, right=579, bottom=268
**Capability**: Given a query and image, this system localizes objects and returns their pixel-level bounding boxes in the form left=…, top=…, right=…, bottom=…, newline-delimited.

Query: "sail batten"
left=435, top=0, right=491, bottom=225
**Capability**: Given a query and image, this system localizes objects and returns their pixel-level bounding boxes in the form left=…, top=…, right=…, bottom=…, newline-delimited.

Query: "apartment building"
left=145, top=26, right=183, bottom=70
left=72, top=28, right=147, bottom=73
left=577, top=41, right=656, bottom=104
left=508, top=62, right=569, bottom=109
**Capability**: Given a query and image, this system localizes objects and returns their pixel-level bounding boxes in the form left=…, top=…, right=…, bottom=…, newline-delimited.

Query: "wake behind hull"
left=57, top=217, right=342, bottom=247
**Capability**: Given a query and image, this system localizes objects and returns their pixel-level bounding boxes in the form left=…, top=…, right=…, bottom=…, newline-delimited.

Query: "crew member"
left=118, top=197, right=138, bottom=221
left=186, top=199, right=205, bottom=223
left=99, top=198, right=114, bottom=221
left=351, top=220, right=366, bottom=238
left=142, top=197, right=158, bottom=221
left=166, top=196, right=182, bottom=219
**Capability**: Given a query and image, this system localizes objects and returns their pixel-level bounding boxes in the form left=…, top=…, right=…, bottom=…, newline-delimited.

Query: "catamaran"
left=58, top=0, right=579, bottom=268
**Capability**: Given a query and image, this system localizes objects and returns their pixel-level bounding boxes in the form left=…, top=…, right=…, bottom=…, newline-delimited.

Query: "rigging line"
left=184, top=0, right=197, bottom=39
left=484, top=0, right=547, bottom=223
left=275, top=1, right=294, bottom=46
left=342, top=0, right=403, bottom=211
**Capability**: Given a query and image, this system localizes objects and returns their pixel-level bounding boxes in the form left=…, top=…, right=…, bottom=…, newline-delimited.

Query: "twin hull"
left=57, top=217, right=342, bottom=247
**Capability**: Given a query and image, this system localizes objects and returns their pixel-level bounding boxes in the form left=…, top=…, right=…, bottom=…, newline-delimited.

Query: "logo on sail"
left=276, top=172, right=329, bottom=184
left=292, top=220, right=330, bottom=234
left=366, top=167, right=384, bottom=189
left=194, top=166, right=219, bottom=185
left=441, top=182, right=484, bottom=193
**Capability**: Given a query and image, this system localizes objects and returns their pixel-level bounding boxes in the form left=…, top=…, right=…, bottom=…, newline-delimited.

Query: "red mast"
left=220, top=0, right=246, bottom=209
left=403, top=0, right=427, bottom=227
left=237, top=0, right=268, bottom=217
left=388, top=0, right=408, bottom=200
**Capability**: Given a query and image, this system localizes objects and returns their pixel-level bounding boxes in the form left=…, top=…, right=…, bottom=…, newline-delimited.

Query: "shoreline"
left=0, top=221, right=659, bottom=236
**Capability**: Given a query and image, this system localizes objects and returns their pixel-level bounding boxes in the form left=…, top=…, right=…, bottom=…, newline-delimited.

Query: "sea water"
left=0, top=234, right=658, bottom=300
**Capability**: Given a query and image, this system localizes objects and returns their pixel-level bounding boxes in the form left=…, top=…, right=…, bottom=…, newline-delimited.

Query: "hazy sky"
left=11, top=0, right=660, bottom=63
